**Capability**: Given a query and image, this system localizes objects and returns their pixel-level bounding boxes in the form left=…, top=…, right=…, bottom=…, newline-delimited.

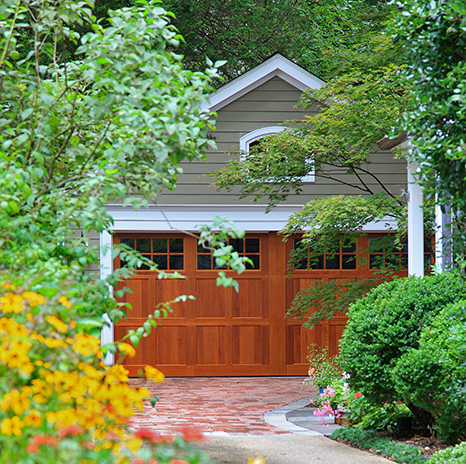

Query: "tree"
left=0, top=1, right=249, bottom=460
left=162, top=0, right=399, bottom=84
left=0, top=0, right=250, bottom=337
left=392, top=0, right=466, bottom=260
left=207, top=1, right=430, bottom=326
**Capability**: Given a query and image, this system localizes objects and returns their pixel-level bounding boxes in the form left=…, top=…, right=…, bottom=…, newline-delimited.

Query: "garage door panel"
left=232, top=278, right=267, bottom=318
left=286, top=324, right=322, bottom=366
left=195, top=279, right=227, bottom=318
left=114, top=324, right=156, bottom=369
left=156, top=325, right=188, bottom=366
left=115, top=232, right=358, bottom=376
left=196, top=325, right=227, bottom=365
left=155, top=279, right=191, bottom=318
left=119, top=278, right=154, bottom=319
left=232, top=325, right=269, bottom=365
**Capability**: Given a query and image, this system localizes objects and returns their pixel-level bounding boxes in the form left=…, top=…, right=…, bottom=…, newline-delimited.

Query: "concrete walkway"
left=130, top=377, right=391, bottom=463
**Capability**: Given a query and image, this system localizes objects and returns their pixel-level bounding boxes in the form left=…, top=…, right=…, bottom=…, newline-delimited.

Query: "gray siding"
left=157, top=76, right=407, bottom=206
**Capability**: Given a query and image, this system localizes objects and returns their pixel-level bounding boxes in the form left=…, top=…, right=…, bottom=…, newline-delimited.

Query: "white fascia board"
left=201, top=54, right=325, bottom=113
left=105, top=204, right=397, bottom=233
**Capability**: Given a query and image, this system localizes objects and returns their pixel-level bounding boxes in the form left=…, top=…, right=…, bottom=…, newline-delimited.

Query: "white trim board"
left=105, top=204, right=397, bottom=233
left=201, top=54, right=325, bottom=113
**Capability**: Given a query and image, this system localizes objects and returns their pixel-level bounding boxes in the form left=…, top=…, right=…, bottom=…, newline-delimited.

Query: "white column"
left=435, top=199, right=452, bottom=272
left=100, top=230, right=115, bottom=366
left=407, top=160, right=424, bottom=277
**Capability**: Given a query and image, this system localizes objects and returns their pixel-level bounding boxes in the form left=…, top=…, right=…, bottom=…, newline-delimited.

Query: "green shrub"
left=430, top=442, right=466, bottom=464
left=392, top=300, right=466, bottom=443
left=332, top=428, right=427, bottom=464
left=339, top=272, right=466, bottom=428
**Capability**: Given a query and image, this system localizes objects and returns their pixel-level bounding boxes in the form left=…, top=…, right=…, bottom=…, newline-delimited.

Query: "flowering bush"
left=0, top=284, right=208, bottom=464
left=305, top=344, right=341, bottom=389
left=309, top=372, right=351, bottom=425
left=310, top=387, right=346, bottom=425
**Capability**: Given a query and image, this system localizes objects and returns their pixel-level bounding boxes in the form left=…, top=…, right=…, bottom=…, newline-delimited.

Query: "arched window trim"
left=239, top=126, right=315, bottom=183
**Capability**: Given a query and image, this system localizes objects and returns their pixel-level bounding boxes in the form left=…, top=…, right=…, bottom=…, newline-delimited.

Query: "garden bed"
left=333, top=427, right=451, bottom=463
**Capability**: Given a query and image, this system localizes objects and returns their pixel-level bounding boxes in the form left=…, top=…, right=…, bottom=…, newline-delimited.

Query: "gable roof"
left=201, top=54, right=325, bottom=113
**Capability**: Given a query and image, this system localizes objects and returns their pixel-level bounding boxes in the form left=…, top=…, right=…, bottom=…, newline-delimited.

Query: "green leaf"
left=21, top=108, right=33, bottom=121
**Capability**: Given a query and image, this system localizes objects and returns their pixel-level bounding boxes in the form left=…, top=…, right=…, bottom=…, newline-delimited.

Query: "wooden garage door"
left=113, top=233, right=407, bottom=376
left=114, top=233, right=285, bottom=376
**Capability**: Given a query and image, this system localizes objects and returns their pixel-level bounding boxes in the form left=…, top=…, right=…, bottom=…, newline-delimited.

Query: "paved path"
left=129, top=377, right=391, bottom=463
left=130, top=377, right=312, bottom=435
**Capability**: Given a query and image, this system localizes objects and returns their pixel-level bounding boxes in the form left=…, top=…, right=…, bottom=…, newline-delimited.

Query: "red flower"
left=131, top=459, right=144, bottom=464
left=26, top=443, right=39, bottom=453
left=177, top=426, right=205, bottom=442
left=59, top=424, right=84, bottom=437
left=134, top=428, right=167, bottom=443
left=354, top=392, right=363, bottom=399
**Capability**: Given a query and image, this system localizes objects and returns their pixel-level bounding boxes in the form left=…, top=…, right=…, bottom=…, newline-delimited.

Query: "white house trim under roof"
left=103, top=204, right=397, bottom=233
left=200, top=54, right=325, bottom=113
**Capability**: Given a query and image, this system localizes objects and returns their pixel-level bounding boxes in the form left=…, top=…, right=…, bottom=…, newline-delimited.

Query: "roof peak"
left=201, top=54, right=325, bottom=113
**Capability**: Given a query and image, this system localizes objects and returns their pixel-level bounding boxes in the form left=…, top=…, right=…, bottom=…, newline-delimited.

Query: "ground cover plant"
left=332, top=427, right=428, bottom=464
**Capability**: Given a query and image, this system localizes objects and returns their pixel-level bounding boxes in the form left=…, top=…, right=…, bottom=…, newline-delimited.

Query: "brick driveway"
left=130, top=377, right=313, bottom=435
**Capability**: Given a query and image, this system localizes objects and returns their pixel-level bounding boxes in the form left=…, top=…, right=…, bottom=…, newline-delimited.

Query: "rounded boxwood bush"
left=392, top=300, right=466, bottom=443
left=339, top=272, right=466, bottom=424
left=430, top=441, right=466, bottom=464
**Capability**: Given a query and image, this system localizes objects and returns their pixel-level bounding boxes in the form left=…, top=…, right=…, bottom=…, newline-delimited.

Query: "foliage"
left=0, top=0, right=250, bottom=346
left=204, top=3, right=420, bottom=329
left=339, top=272, right=466, bottom=429
left=282, top=194, right=437, bottom=328
left=0, top=1, right=249, bottom=461
left=306, top=344, right=341, bottom=388
left=0, top=0, right=220, bottom=317
left=430, top=441, right=466, bottom=464
left=392, top=300, right=466, bottom=443
left=353, top=400, right=412, bottom=432
left=332, top=428, right=428, bottom=464
left=0, top=283, right=209, bottom=464
left=162, top=0, right=397, bottom=84
left=392, top=0, right=466, bottom=255
left=309, top=386, right=346, bottom=425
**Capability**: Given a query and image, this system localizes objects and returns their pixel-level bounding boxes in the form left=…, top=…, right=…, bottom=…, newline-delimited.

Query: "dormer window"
left=239, top=126, right=315, bottom=183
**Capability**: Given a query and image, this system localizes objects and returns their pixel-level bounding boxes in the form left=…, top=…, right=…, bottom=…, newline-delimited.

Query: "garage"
left=114, top=232, right=353, bottom=377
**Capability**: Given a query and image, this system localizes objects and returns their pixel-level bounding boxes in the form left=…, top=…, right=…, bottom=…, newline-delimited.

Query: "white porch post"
left=407, top=160, right=424, bottom=277
left=100, top=230, right=115, bottom=366
left=435, top=198, right=452, bottom=272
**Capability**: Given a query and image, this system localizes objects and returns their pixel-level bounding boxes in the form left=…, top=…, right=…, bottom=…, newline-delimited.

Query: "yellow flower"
left=0, top=318, right=28, bottom=337
left=119, top=342, right=136, bottom=358
left=0, top=339, right=33, bottom=374
left=22, top=291, right=46, bottom=307
left=24, top=410, right=42, bottom=427
left=144, top=365, right=165, bottom=383
left=0, top=293, right=24, bottom=313
left=45, top=315, right=68, bottom=334
left=72, top=333, right=100, bottom=357
left=43, top=338, right=68, bottom=349
left=0, top=389, right=29, bottom=415
left=126, top=437, right=142, bottom=453
left=247, top=456, right=266, bottom=464
left=1, top=416, right=24, bottom=436
left=58, top=296, right=71, bottom=309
